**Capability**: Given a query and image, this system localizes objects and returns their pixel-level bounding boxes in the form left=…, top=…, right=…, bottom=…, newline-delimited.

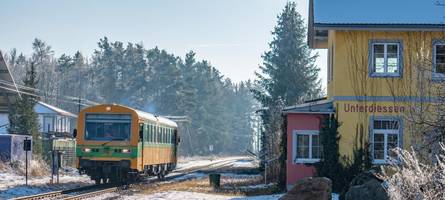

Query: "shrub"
left=383, top=146, right=445, bottom=200
left=314, top=115, right=372, bottom=197
left=2, top=157, right=50, bottom=177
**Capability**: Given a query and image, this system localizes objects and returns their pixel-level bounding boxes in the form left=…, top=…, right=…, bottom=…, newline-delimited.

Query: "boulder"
left=345, top=172, right=389, bottom=200
left=280, top=177, right=332, bottom=200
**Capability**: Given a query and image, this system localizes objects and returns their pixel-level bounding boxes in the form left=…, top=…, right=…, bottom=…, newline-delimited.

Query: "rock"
left=280, top=177, right=332, bottom=200
left=345, top=172, right=389, bottom=200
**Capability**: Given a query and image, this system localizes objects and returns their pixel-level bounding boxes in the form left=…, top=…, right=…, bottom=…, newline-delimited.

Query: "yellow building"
left=308, top=0, right=445, bottom=164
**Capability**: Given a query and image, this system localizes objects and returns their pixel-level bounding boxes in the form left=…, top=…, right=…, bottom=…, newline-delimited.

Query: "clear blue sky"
left=0, top=0, right=327, bottom=88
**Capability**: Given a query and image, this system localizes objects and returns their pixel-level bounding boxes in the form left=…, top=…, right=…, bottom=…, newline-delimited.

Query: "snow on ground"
left=123, top=191, right=283, bottom=200
left=163, top=172, right=262, bottom=185
left=231, top=160, right=257, bottom=168
left=164, top=172, right=207, bottom=183
left=0, top=168, right=93, bottom=199
left=89, top=191, right=283, bottom=200
left=237, top=183, right=276, bottom=189
left=176, top=156, right=257, bottom=171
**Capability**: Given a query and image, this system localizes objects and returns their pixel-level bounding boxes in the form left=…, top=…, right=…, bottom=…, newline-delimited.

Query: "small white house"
left=35, top=101, right=77, bottom=134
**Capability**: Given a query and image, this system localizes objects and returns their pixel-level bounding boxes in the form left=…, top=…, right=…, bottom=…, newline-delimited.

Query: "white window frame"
left=293, top=130, right=321, bottom=164
left=371, top=118, right=401, bottom=164
left=369, top=40, right=403, bottom=77
left=432, top=40, right=445, bottom=80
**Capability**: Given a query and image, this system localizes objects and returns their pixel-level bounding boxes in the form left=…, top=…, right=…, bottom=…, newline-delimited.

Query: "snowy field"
left=0, top=156, right=257, bottom=199
left=120, top=191, right=283, bottom=200
left=91, top=191, right=339, bottom=200
left=0, top=161, right=93, bottom=199
left=0, top=157, right=338, bottom=200
left=0, top=167, right=93, bottom=199
left=176, top=156, right=258, bottom=171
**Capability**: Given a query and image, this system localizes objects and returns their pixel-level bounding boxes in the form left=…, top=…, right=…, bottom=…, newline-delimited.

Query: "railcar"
left=75, top=104, right=179, bottom=184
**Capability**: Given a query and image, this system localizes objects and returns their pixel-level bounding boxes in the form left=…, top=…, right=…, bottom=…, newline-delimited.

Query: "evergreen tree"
left=32, top=38, right=57, bottom=105
left=6, top=38, right=258, bottom=156
left=314, top=115, right=372, bottom=196
left=252, top=2, right=322, bottom=189
left=253, top=2, right=321, bottom=106
left=8, top=62, right=42, bottom=155
left=314, top=115, right=343, bottom=192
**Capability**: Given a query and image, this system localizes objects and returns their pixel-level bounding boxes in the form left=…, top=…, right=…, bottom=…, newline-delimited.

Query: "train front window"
left=85, top=114, right=131, bottom=141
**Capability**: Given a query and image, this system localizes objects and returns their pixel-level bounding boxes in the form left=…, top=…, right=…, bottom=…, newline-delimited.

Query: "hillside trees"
left=5, top=37, right=257, bottom=156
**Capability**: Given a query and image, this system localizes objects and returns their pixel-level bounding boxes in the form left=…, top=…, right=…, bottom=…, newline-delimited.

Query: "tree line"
left=4, top=38, right=258, bottom=156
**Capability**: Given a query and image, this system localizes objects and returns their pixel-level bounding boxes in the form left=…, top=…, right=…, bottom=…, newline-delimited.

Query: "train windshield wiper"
left=101, top=138, right=124, bottom=146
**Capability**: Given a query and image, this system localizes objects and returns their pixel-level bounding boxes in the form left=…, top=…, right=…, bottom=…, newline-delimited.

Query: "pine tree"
left=8, top=62, right=42, bottom=155
left=32, top=38, right=57, bottom=105
left=7, top=38, right=258, bottom=157
left=253, top=2, right=321, bottom=106
left=252, top=2, right=322, bottom=189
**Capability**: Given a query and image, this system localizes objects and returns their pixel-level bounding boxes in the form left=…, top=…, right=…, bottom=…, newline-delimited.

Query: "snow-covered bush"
left=383, top=146, right=445, bottom=200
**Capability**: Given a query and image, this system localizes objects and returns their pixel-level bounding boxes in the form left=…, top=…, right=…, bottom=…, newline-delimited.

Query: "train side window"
left=152, top=125, right=155, bottom=143
left=166, top=128, right=169, bottom=144
left=159, top=127, right=162, bottom=144
left=167, top=129, right=170, bottom=144
left=151, top=124, right=154, bottom=143
left=139, top=124, right=144, bottom=141
left=162, top=128, right=166, bottom=144
left=150, top=124, right=154, bottom=143
left=162, top=128, right=165, bottom=144
left=144, top=124, right=148, bottom=141
left=168, top=129, right=172, bottom=144
left=152, top=124, right=155, bottom=143
left=170, top=129, right=172, bottom=144
left=147, top=124, right=151, bottom=142
left=157, top=126, right=161, bottom=143
left=168, top=129, right=171, bottom=144
left=163, top=128, right=167, bottom=144
left=154, top=125, right=158, bottom=143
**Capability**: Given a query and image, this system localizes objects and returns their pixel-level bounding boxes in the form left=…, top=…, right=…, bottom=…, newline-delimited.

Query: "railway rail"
left=10, top=184, right=121, bottom=200
left=11, top=157, right=249, bottom=200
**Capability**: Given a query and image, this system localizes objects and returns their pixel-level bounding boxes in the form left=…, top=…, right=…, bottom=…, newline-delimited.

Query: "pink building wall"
left=286, top=113, right=325, bottom=189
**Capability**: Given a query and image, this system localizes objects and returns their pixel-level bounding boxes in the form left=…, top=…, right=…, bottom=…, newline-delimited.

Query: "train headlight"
left=83, top=148, right=91, bottom=153
left=122, top=148, right=131, bottom=153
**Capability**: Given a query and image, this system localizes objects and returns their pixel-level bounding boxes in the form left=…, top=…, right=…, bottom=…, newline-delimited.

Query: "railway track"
left=11, top=157, right=247, bottom=200
left=10, top=184, right=122, bottom=200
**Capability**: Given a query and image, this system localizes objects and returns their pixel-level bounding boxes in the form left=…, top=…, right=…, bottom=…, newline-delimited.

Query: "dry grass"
left=1, top=157, right=50, bottom=177
left=129, top=174, right=278, bottom=197
left=0, top=161, right=11, bottom=173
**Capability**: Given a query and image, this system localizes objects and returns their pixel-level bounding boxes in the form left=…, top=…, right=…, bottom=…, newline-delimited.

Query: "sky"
left=0, top=0, right=327, bottom=89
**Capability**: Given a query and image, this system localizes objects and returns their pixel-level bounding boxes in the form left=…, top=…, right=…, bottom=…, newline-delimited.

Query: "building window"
left=371, top=117, right=402, bottom=164
left=369, top=40, right=403, bottom=77
left=293, top=130, right=321, bottom=163
left=433, top=40, right=445, bottom=80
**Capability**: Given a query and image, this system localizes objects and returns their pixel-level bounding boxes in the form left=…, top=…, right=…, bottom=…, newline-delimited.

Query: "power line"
left=0, top=79, right=100, bottom=105
left=0, top=84, right=93, bottom=107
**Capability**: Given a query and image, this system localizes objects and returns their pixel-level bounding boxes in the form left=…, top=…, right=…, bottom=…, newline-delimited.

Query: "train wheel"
left=94, top=178, right=101, bottom=185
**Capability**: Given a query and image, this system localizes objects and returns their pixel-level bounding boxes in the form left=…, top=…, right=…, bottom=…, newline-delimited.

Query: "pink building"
left=283, top=98, right=334, bottom=190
